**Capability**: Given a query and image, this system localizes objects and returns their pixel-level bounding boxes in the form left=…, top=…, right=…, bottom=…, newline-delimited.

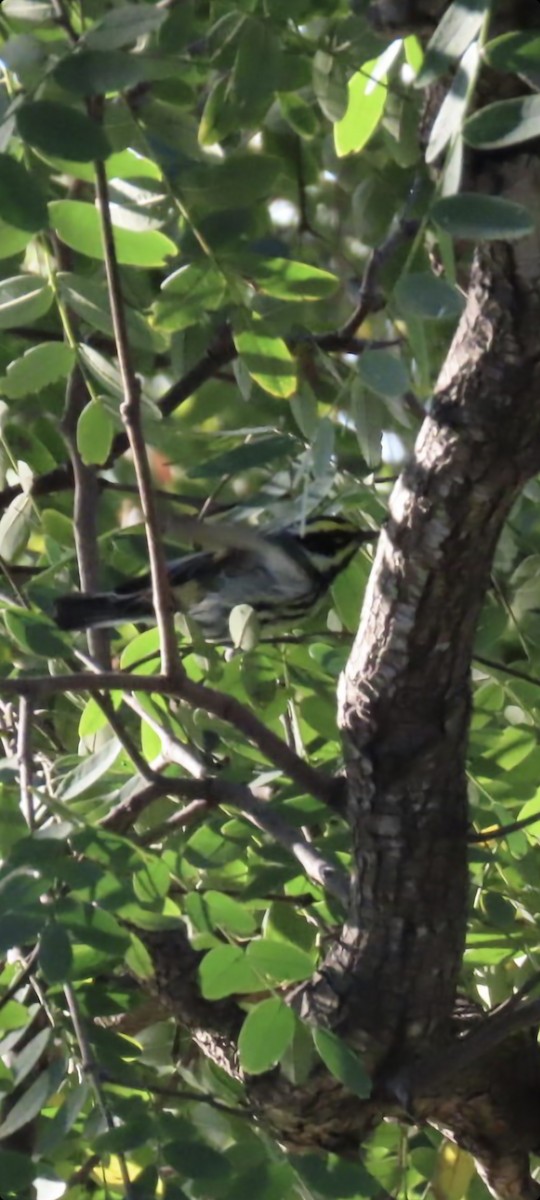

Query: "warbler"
left=53, top=514, right=375, bottom=640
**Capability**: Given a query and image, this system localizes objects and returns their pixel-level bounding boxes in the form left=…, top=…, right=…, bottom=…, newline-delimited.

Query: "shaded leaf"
left=312, top=1027, right=371, bottom=1098
left=432, top=194, right=534, bottom=240
left=0, top=154, right=48, bottom=231
left=17, top=101, right=110, bottom=162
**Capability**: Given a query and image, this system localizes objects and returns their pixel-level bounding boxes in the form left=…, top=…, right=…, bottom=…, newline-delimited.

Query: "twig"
left=17, top=696, right=34, bottom=830
left=61, top=366, right=110, bottom=667
left=93, top=147, right=179, bottom=676
left=122, top=692, right=206, bottom=778
left=107, top=772, right=350, bottom=902
left=118, top=1074, right=252, bottom=1116
left=468, top=812, right=540, bottom=843
left=125, top=792, right=209, bottom=839
left=0, top=668, right=342, bottom=807
left=474, top=654, right=540, bottom=690
left=64, top=982, right=134, bottom=1198
left=339, top=218, right=420, bottom=338
left=0, top=947, right=39, bottom=1011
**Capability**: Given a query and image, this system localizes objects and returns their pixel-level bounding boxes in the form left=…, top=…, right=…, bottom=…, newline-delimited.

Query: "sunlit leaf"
left=49, top=200, right=176, bottom=266
left=238, top=998, right=295, bottom=1074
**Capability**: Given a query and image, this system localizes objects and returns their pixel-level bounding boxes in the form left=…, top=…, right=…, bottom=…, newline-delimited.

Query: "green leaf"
left=279, top=92, right=319, bottom=138
left=0, top=999, right=30, bottom=1032
left=0, top=912, right=44, bottom=955
left=242, top=257, right=339, bottom=301
left=238, top=998, right=295, bottom=1074
left=53, top=49, right=168, bottom=96
left=485, top=32, right=540, bottom=78
left=39, top=922, right=72, bottom=983
left=0, top=495, right=33, bottom=562
left=12, top=1028, right=51, bottom=1087
left=417, top=0, right=489, bottom=85
left=351, top=380, right=382, bottom=468
left=231, top=17, right=280, bottom=124
left=263, top=901, right=316, bottom=951
left=431, top=195, right=534, bottom=240
left=0, top=217, right=33, bottom=259
left=199, top=945, right=261, bottom=999
left=182, top=155, right=281, bottom=212
left=132, top=858, right=171, bottom=904
left=334, top=45, right=400, bottom=157
left=464, top=96, right=540, bottom=150
left=0, top=1151, right=36, bottom=1192
left=394, top=272, right=465, bottom=320
left=313, top=52, right=348, bottom=122
left=234, top=329, right=296, bottom=398
left=85, top=3, right=166, bottom=49
left=245, top=938, right=314, bottom=985
left=358, top=350, right=409, bottom=399
left=0, top=1060, right=65, bottom=1140
left=0, top=275, right=52, bottom=329
left=59, top=271, right=162, bottom=350
left=49, top=200, right=176, bottom=266
left=77, top=398, right=115, bottom=466
left=4, top=608, right=68, bottom=657
left=56, top=737, right=122, bottom=801
left=17, top=101, right=111, bottom=162
left=2, top=343, right=75, bottom=398
left=312, top=1027, right=371, bottom=1098
left=204, top=890, right=257, bottom=937
left=154, top=262, right=226, bottom=331
left=0, top=155, right=48, bottom=232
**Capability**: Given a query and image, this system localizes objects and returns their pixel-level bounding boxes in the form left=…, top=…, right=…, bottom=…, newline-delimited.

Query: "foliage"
left=0, top=1, right=538, bottom=1199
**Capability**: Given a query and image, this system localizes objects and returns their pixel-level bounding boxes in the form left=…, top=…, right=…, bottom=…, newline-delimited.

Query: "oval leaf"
left=464, top=96, right=540, bottom=150
left=0, top=154, right=48, bottom=231
left=77, top=398, right=114, bottom=466
left=0, top=275, right=52, bottom=329
left=394, top=272, right=465, bottom=320
left=17, top=101, right=110, bottom=162
left=39, top=922, right=72, bottom=983
left=431, top=195, right=534, bottom=240
left=2, top=342, right=75, bottom=398
left=49, top=200, right=176, bottom=266
left=312, top=1027, right=371, bottom=1098
left=238, top=998, right=295, bottom=1074
left=245, top=938, right=314, bottom=985
left=234, top=329, right=296, bottom=398
left=199, top=944, right=261, bottom=999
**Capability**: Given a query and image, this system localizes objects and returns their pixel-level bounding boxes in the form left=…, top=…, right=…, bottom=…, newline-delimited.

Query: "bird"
left=53, top=514, right=376, bottom=641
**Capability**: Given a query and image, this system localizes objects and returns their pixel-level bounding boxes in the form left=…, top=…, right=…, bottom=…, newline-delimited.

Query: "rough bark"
left=132, top=7, right=540, bottom=1196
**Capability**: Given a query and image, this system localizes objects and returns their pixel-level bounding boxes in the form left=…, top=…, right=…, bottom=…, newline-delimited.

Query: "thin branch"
left=61, top=366, right=110, bottom=667
left=117, top=772, right=349, bottom=903
left=64, top=982, right=134, bottom=1198
left=122, top=692, right=206, bottom=778
left=0, top=671, right=341, bottom=807
left=116, top=1074, right=252, bottom=1116
left=468, top=811, right=540, bottom=843
left=0, top=947, right=39, bottom=1011
left=93, top=145, right=179, bottom=676
left=339, top=217, right=421, bottom=338
left=474, top=654, right=540, bottom=690
left=17, top=696, right=34, bottom=830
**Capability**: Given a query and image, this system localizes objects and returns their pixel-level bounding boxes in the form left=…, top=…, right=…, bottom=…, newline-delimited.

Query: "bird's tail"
left=54, top=590, right=153, bottom=631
